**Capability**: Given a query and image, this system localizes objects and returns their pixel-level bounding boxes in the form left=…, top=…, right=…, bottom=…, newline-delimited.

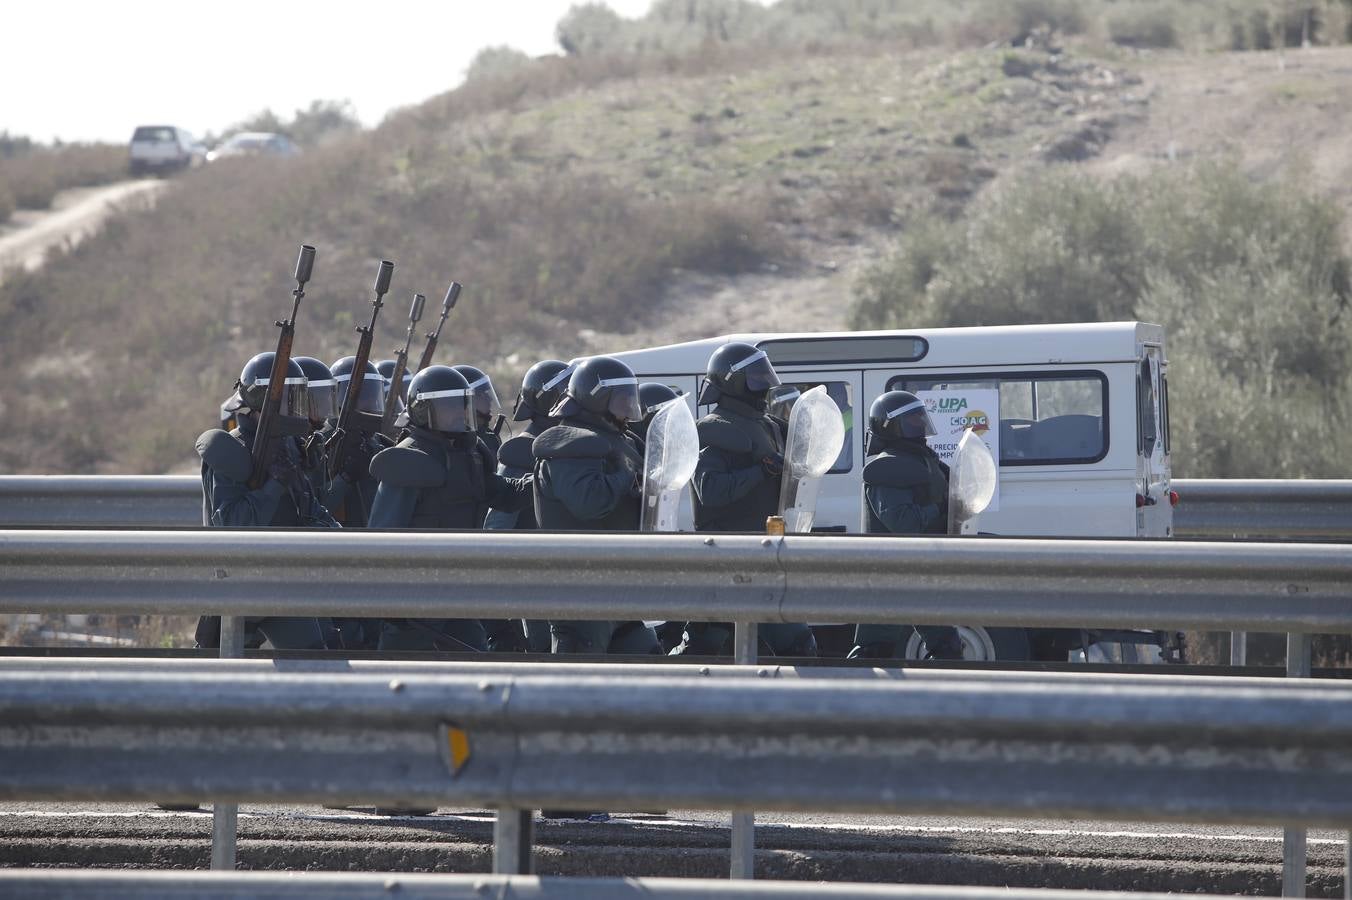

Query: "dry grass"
left=0, top=144, right=128, bottom=218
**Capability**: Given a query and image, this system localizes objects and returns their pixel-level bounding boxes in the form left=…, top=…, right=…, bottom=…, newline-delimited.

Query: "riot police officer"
left=452, top=364, right=508, bottom=459
left=671, top=342, right=817, bottom=658
left=849, top=390, right=964, bottom=660
left=324, top=356, right=389, bottom=528
left=532, top=356, right=662, bottom=655
left=484, top=359, right=571, bottom=652
left=193, top=352, right=337, bottom=651
left=317, top=355, right=391, bottom=650
left=368, top=365, right=532, bottom=653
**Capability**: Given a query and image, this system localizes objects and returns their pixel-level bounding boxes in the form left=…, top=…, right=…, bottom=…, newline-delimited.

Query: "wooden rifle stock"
left=247, top=244, right=316, bottom=489
left=326, top=260, right=394, bottom=481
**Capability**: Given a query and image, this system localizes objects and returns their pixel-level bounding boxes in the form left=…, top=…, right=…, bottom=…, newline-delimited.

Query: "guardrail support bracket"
left=493, top=807, right=533, bottom=875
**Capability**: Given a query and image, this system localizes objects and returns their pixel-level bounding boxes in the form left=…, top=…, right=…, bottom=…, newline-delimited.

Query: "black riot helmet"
left=511, top=359, right=571, bottom=422
left=293, top=356, right=336, bottom=425
left=330, top=356, right=385, bottom=416
left=867, top=390, right=937, bottom=454
left=698, top=341, right=781, bottom=406
left=452, top=364, right=504, bottom=431
left=405, top=365, right=474, bottom=434
left=231, top=352, right=309, bottom=420
left=376, top=359, right=412, bottom=403
left=636, top=382, right=681, bottom=440
left=552, top=356, right=642, bottom=425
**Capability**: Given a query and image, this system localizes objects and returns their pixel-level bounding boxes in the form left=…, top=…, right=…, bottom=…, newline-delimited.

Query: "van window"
left=888, top=371, right=1107, bottom=465
left=1138, top=359, right=1157, bottom=456
left=774, top=380, right=854, bottom=473
left=132, top=126, right=176, bottom=143
left=1161, top=374, right=1170, bottom=453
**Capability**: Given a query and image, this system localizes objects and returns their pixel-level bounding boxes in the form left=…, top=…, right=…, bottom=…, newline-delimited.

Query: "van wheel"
left=902, top=626, right=1030, bottom=661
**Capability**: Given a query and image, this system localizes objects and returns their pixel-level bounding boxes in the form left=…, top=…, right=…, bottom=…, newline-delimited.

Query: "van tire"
left=902, top=625, right=1032, bottom=661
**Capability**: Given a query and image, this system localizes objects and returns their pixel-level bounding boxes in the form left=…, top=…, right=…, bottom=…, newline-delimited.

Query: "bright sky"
left=2, top=1, right=655, bottom=144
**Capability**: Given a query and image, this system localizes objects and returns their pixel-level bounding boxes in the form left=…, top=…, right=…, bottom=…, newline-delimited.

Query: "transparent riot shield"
left=778, top=385, right=846, bottom=533
left=947, top=428, right=998, bottom=535
left=640, top=397, right=699, bottom=532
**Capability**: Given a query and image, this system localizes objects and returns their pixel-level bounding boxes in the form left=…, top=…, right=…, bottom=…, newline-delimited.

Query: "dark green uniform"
left=368, top=425, right=531, bottom=651
left=194, top=417, right=337, bottom=650
left=852, top=442, right=963, bottom=659
left=532, top=409, right=661, bottom=654
left=678, top=396, right=817, bottom=657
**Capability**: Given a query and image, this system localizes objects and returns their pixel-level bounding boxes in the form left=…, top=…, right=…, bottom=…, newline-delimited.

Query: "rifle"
left=416, top=281, right=460, bottom=373
left=325, top=259, right=395, bottom=481
left=248, top=244, right=316, bottom=489
left=380, top=292, right=426, bottom=439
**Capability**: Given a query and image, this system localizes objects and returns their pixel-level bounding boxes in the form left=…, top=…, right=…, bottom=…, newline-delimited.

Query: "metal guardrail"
left=2, top=527, right=1351, bottom=633
left=1172, top=478, right=1352, bottom=540
left=3, top=664, right=1351, bottom=822
left=0, top=475, right=201, bottom=527
left=4, top=475, right=1352, bottom=540
left=0, top=872, right=1267, bottom=900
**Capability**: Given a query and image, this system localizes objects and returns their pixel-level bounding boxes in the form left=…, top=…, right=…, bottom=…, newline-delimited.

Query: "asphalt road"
left=1, top=803, right=1346, bottom=896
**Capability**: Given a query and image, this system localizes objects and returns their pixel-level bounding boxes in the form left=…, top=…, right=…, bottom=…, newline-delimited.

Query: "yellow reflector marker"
left=440, top=723, right=472, bottom=777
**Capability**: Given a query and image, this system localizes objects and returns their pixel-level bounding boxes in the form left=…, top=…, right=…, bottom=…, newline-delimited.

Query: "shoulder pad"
left=863, top=453, right=927, bottom=489
left=532, top=425, right=612, bottom=460
left=196, top=429, right=251, bottom=483
left=697, top=417, right=753, bottom=454
left=498, top=434, right=535, bottom=471
left=369, top=445, right=445, bottom=488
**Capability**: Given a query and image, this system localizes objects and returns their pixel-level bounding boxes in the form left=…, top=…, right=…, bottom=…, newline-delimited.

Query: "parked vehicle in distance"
left=612, top=321, right=1178, bottom=663
left=205, top=132, right=301, bottom=162
left=128, top=126, right=206, bottom=175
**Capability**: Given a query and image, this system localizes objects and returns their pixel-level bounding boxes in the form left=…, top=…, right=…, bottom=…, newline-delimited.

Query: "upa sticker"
left=916, top=388, right=1000, bottom=511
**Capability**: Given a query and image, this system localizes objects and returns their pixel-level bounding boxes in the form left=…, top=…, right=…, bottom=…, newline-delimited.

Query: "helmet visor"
left=767, top=385, right=801, bottom=421
left=730, top=349, right=782, bottom=393
left=306, top=378, right=337, bottom=422
left=336, top=373, right=385, bottom=415
left=888, top=398, right=937, bottom=439
left=464, top=374, right=504, bottom=424
left=417, top=387, right=473, bottom=433
left=255, top=375, right=309, bottom=420
left=593, top=376, right=641, bottom=423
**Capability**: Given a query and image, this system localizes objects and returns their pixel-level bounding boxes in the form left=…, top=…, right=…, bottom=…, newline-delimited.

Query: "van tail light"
left=1136, top=493, right=1146, bottom=508
left=1169, top=490, right=1180, bottom=508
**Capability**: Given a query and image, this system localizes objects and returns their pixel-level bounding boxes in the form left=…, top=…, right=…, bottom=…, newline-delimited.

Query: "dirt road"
left=0, top=179, right=165, bottom=278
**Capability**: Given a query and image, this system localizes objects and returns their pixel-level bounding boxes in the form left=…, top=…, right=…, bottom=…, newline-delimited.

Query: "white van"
left=610, top=321, right=1176, bottom=661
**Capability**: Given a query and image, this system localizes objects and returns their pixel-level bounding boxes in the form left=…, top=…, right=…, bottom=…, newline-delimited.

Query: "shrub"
left=851, top=163, right=1352, bottom=478
left=0, top=178, right=15, bottom=224
left=1107, top=3, right=1180, bottom=48
left=465, top=46, right=534, bottom=83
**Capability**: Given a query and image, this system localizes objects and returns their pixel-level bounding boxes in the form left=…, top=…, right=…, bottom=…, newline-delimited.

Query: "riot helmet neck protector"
left=698, top=342, right=782, bottom=409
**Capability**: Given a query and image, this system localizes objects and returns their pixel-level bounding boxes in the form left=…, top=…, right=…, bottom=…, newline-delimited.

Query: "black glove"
left=267, top=449, right=307, bottom=497
left=760, top=453, right=784, bottom=477
left=340, top=441, right=373, bottom=483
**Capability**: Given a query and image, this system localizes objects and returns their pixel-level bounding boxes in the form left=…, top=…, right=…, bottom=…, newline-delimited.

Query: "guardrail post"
left=493, top=807, right=533, bottom=875
left=1344, top=830, right=1350, bottom=900
left=730, top=620, right=757, bottom=881
left=1283, top=631, right=1313, bottom=898
left=211, top=615, right=245, bottom=871
left=1230, top=631, right=1247, bottom=666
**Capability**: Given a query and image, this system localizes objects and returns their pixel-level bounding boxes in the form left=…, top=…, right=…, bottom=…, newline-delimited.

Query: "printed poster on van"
left=916, top=389, right=1000, bottom=511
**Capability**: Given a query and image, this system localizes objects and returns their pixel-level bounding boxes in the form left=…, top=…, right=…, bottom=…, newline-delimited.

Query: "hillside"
left=1, top=32, right=1350, bottom=474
